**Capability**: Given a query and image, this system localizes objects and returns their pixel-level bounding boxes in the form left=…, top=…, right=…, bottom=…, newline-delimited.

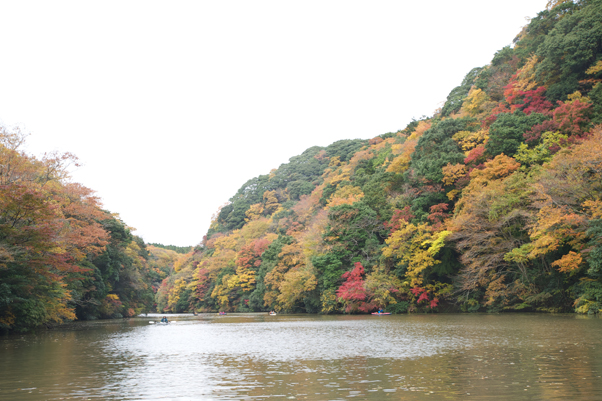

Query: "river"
left=1, top=313, right=601, bottom=400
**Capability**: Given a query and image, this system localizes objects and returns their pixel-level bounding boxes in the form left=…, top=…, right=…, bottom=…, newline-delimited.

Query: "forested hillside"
left=2, top=0, right=601, bottom=333
left=0, top=128, right=186, bottom=333
left=157, top=0, right=602, bottom=315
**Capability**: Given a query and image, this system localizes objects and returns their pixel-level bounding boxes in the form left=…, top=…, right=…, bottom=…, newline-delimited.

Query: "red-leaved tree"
left=336, top=262, right=377, bottom=313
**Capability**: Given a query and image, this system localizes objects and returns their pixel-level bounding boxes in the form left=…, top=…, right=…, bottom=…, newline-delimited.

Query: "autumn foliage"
left=0, top=126, right=157, bottom=332
left=99, top=0, right=602, bottom=316
left=157, top=1, right=602, bottom=314
left=336, top=262, right=373, bottom=312
left=6, top=0, right=602, bottom=328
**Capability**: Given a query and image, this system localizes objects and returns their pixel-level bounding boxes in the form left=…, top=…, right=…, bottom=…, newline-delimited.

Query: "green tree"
left=312, top=253, right=344, bottom=292
left=536, top=0, right=602, bottom=101
left=410, top=118, right=470, bottom=183
left=324, top=202, right=386, bottom=269
left=486, top=111, right=548, bottom=157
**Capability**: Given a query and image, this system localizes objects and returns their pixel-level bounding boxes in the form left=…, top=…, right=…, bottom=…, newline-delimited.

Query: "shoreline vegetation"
left=2, top=0, right=602, bottom=333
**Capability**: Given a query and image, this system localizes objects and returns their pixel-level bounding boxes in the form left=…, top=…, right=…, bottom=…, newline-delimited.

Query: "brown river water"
left=1, top=313, right=601, bottom=400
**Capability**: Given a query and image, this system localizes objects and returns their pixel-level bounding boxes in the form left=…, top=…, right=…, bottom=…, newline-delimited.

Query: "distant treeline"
left=148, top=243, right=193, bottom=254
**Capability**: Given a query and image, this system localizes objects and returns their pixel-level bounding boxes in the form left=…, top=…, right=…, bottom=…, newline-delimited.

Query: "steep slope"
left=157, top=0, right=602, bottom=314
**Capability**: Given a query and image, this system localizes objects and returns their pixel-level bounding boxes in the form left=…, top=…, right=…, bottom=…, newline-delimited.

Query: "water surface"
left=1, top=313, right=601, bottom=400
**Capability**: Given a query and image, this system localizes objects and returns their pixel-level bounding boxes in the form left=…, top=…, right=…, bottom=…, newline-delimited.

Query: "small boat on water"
left=269, top=312, right=277, bottom=316
left=218, top=311, right=227, bottom=315
left=371, top=312, right=391, bottom=315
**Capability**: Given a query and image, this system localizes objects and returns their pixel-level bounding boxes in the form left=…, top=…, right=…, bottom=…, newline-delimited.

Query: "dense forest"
left=2, top=0, right=602, bottom=333
left=0, top=129, right=186, bottom=333
left=155, top=0, right=602, bottom=315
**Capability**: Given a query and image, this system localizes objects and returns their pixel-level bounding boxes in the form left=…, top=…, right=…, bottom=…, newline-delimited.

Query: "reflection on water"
left=1, top=313, right=602, bottom=400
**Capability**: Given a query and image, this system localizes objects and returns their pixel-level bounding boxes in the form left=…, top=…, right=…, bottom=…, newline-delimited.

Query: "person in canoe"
left=160, top=316, right=169, bottom=323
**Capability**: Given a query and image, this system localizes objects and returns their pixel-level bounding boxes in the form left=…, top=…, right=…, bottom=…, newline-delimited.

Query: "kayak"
left=371, top=312, right=391, bottom=315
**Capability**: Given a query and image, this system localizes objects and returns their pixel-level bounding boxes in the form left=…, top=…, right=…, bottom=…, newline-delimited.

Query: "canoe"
left=371, top=312, right=391, bottom=315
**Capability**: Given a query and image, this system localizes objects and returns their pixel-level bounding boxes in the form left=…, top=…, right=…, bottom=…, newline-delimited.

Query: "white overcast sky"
left=0, top=0, right=548, bottom=246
